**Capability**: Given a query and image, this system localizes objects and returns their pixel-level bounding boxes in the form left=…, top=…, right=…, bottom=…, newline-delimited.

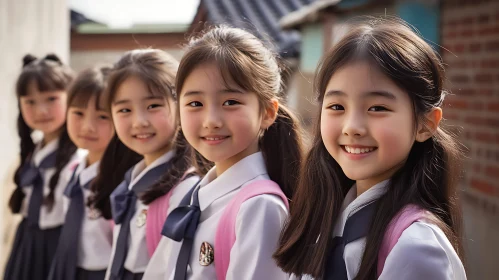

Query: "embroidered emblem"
left=199, top=242, right=214, bottom=266
left=88, top=207, right=102, bottom=220
left=136, top=209, right=147, bottom=227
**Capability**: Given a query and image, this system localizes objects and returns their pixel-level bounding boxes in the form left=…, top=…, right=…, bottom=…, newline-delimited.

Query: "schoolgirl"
left=5, top=54, right=84, bottom=280
left=102, top=49, right=206, bottom=280
left=49, top=65, right=115, bottom=280
left=274, top=18, right=467, bottom=280
left=144, top=26, right=304, bottom=280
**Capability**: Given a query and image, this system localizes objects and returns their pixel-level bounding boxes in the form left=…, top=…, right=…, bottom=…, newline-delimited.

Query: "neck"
left=42, top=130, right=61, bottom=147
left=86, top=150, right=103, bottom=166
left=143, top=145, right=171, bottom=167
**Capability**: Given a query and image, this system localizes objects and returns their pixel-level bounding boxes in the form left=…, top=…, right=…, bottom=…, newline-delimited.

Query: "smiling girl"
left=274, top=18, right=467, bottom=280
left=144, top=26, right=304, bottom=280
left=49, top=65, right=115, bottom=280
left=5, top=54, right=84, bottom=280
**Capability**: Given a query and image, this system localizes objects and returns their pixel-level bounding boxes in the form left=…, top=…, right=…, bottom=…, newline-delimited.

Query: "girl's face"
left=111, top=76, right=177, bottom=165
left=67, top=95, right=114, bottom=164
left=321, top=60, right=416, bottom=193
left=179, top=62, right=273, bottom=175
left=19, top=79, right=68, bottom=143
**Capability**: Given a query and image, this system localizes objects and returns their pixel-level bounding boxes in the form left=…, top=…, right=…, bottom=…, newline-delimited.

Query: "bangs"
left=16, top=64, right=71, bottom=97
left=68, top=89, right=105, bottom=111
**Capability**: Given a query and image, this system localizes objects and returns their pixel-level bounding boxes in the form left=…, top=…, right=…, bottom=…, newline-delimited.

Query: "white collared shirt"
left=335, top=180, right=466, bottom=280
left=62, top=157, right=114, bottom=271
left=105, top=150, right=199, bottom=278
left=143, top=152, right=289, bottom=280
left=20, top=138, right=86, bottom=229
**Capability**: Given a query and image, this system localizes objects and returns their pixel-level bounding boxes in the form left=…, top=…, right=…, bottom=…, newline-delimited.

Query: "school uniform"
left=143, top=151, right=289, bottom=280
left=323, top=179, right=466, bottom=280
left=105, top=150, right=199, bottom=280
left=49, top=157, right=113, bottom=280
left=4, top=139, right=86, bottom=280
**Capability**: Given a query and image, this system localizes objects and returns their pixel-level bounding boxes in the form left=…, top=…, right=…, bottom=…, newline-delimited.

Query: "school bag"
left=214, top=179, right=289, bottom=280
left=146, top=168, right=197, bottom=257
left=377, top=204, right=427, bottom=277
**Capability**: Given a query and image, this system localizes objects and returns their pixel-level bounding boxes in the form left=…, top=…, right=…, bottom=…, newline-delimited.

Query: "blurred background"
left=1, top=0, right=498, bottom=279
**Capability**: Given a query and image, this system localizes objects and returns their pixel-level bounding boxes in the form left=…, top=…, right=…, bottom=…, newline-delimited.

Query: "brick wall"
left=442, top=0, right=499, bottom=204
left=442, top=1, right=499, bottom=279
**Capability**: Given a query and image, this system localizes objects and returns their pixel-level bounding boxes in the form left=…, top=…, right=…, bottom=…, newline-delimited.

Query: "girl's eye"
left=329, top=104, right=344, bottom=110
left=117, top=108, right=130, bottom=113
left=99, top=115, right=109, bottom=120
left=223, top=100, right=240, bottom=106
left=47, top=96, right=58, bottom=102
left=72, top=111, right=83, bottom=116
left=24, top=99, right=35, bottom=105
left=188, top=101, right=202, bottom=107
left=147, top=104, right=162, bottom=110
left=368, top=106, right=389, bottom=112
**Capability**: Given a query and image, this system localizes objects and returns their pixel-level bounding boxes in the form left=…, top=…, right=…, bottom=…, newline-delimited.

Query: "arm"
left=379, top=222, right=466, bottom=280
left=226, top=194, right=289, bottom=280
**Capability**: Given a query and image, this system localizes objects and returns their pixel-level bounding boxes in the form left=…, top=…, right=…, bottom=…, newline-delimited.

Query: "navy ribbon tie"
left=49, top=166, right=92, bottom=280
left=161, top=183, right=200, bottom=280
left=19, top=150, right=57, bottom=228
left=109, top=162, right=172, bottom=280
left=324, top=202, right=377, bottom=280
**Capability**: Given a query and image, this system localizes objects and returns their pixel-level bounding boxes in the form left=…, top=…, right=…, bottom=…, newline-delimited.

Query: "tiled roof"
left=202, top=0, right=317, bottom=58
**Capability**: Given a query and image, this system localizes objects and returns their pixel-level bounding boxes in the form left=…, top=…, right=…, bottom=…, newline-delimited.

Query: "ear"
left=261, top=99, right=279, bottom=130
left=416, top=107, right=442, bottom=142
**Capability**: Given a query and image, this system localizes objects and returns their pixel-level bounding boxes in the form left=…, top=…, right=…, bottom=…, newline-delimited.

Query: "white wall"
left=0, top=0, right=69, bottom=272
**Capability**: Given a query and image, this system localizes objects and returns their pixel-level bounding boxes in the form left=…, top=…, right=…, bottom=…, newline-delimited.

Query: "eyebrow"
left=324, top=90, right=397, bottom=100
left=112, top=95, right=164, bottom=105
left=182, top=88, right=244, bottom=97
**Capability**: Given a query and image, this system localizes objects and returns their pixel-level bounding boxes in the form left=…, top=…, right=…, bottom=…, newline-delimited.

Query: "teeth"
left=345, top=146, right=375, bottom=154
left=205, top=137, right=225, bottom=141
left=136, top=134, right=152, bottom=139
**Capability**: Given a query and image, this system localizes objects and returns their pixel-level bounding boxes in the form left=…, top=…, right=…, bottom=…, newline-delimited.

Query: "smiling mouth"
left=35, top=119, right=53, bottom=123
left=202, top=136, right=229, bottom=141
left=79, top=135, right=98, bottom=141
left=134, top=133, right=155, bottom=139
left=342, top=145, right=377, bottom=154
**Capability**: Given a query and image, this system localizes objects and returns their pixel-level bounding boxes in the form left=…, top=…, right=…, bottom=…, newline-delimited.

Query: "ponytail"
left=260, top=105, right=304, bottom=199
left=89, top=134, right=142, bottom=219
left=9, top=108, right=35, bottom=213
left=44, top=126, right=77, bottom=211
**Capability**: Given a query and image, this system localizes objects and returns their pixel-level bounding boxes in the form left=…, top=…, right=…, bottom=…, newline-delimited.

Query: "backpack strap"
left=214, top=179, right=289, bottom=280
left=145, top=167, right=197, bottom=257
left=377, top=204, right=426, bottom=277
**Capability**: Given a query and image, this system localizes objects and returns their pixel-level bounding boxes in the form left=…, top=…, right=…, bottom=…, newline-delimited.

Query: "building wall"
left=70, top=49, right=184, bottom=72
left=0, top=0, right=69, bottom=272
left=441, top=1, right=499, bottom=279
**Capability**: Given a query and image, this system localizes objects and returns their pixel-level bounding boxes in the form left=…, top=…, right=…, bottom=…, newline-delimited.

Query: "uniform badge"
left=136, top=209, right=147, bottom=227
left=199, top=242, right=214, bottom=266
left=88, top=207, right=102, bottom=220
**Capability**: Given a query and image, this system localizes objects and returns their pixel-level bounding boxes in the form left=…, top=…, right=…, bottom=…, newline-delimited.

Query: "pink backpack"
left=146, top=168, right=197, bottom=257
left=377, top=204, right=426, bottom=277
left=214, top=180, right=289, bottom=280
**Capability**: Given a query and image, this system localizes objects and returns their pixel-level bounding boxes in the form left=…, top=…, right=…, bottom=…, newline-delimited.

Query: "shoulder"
left=381, top=221, right=465, bottom=279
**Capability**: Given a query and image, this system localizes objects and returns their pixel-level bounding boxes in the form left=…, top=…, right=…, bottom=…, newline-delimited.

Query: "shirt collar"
left=32, top=138, right=59, bottom=167
left=129, top=150, right=175, bottom=189
left=78, top=158, right=100, bottom=187
left=198, top=151, right=268, bottom=211
left=333, top=179, right=390, bottom=237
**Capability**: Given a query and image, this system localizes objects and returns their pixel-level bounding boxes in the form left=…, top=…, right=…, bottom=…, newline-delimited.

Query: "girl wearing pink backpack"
left=88, top=49, right=208, bottom=280
left=143, top=26, right=304, bottom=280
left=274, top=18, right=467, bottom=280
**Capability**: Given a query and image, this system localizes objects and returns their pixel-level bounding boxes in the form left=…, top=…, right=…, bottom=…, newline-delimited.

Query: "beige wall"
left=70, top=48, right=185, bottom=72
left=0, top=0, right=69, bottom=272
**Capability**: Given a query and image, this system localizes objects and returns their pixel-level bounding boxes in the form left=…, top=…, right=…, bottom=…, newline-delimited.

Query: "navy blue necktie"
left=161, top=183, right=200, bottom=280
left=324, top=202, right=377, bottom=279
left=49, top=165, right=92, bottom=280
left=19, top=150, right=57, bottom=228
left=109, top=162, right=171, bottom=280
